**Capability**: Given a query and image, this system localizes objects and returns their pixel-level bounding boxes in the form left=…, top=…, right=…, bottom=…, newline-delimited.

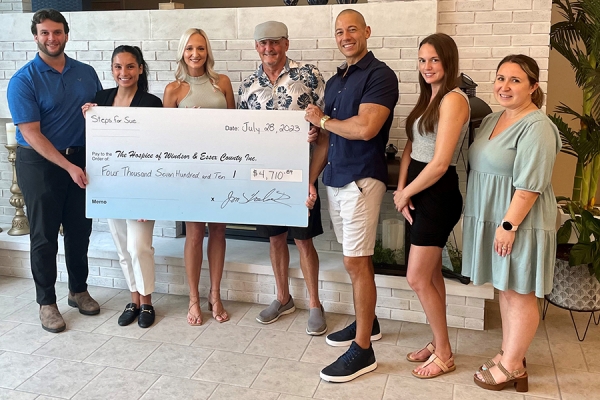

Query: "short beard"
left=37, top=41, right=65, bottom=58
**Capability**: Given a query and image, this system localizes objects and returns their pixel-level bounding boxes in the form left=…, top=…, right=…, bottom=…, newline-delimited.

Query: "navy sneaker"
left=320, top=341, right=377, bottom=382
left=325, top=317, right=382, bottom=347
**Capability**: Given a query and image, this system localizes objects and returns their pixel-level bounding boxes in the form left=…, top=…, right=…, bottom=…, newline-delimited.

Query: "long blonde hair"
left=174, top=28, right=221, bottom=91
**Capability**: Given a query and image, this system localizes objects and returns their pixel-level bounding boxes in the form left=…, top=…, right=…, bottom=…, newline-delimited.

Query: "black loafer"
left=118, top=303, right=139, bottom=326
left=138, top=304, right=155, bottom=328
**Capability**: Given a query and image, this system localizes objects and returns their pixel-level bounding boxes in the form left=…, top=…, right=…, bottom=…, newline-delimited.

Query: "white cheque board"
left=86, top=107, right=310, bottom=227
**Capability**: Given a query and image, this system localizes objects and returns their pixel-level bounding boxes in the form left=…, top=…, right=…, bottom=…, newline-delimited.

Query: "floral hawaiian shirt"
left=237, top=58, right=325, bottom=111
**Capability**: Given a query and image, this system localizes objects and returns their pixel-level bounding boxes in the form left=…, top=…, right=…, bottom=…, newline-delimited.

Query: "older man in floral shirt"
left=238, top=21, right=327, bottom=336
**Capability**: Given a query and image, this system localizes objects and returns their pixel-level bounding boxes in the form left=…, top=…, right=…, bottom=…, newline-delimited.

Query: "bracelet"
left=320, top=115, right=331, bottom=130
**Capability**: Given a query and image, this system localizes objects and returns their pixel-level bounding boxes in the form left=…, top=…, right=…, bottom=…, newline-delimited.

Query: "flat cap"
left=254, top=21, right=288, bottom=41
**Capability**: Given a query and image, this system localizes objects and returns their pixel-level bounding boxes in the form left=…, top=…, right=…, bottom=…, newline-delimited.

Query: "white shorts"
left=327, top=178, right=386, bottom=257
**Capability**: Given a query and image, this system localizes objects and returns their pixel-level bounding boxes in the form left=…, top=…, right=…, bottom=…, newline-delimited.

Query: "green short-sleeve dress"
left=461, top=109, right=561, bottom=298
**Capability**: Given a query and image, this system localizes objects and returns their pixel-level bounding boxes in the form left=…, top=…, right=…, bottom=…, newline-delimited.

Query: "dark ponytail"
left=111, top=45, right=150, bottom=93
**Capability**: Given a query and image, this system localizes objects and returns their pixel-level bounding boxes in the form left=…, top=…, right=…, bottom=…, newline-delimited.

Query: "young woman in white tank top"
left=163, top=28, right=235, bottom=326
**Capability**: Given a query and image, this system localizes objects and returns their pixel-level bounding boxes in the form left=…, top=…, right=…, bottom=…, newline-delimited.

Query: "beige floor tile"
left=83, top=336, right=160, bottom=369
left=524, top=363, right=560, bottom=399
left=98, top=290, right=140, bottom=311
left=61, top=307, right=118, bottom=332
left=191, top=321, right=259, bottom=352
left=524, top=338, right=553, bottom=367
left=313, top=371, right=387, bottom=400
left=0, top=278, right=35, bottom=298
left=140, top=316, right=209, bottom=345
left=455, top=329, right=504, bottom=358
left=582, top=342, right=600, bottom=373
left=137, top=342, right=213, bottom=378
left=16, top=282, right=69, bottom=302
left=300, top=335, right=347, bottom=365
left=277, top=395, right=312, bottom=400
left=549, top=341, right=587, bottom=371
left=287, top=309, right=349, bottom=336
left=152, top=294, right=197, bottom=318
left=0, top=388, right=38, bottom=399
left=544, top=309, right=600, bottom=345
left=252, top=358, right=322, bottom=397
left=453, top=384, right=525, bottom=399
left=85, top=286, right=126, bottom=306
left=377, top=318, right=402, bottom=346
left=72, top=367, right=159, bottom=400
left=371, top=343, right=418, bottom=377
left=33, top=396, right=63, bottom=400
left=0, top=320, right=19, bottom=335
left=3, top=301, right=70, bottom=326
left=398, top=321, right=459, bottom=351
left=33, top=330, right=111, bottom=361
left=141, top=375, right=217, bottom=400
left=0, top=297, right=34, bottom=321
left=245, top=329, right=311, bottom=360
left=555, top=367, right=600, bottom=400
left=207, top=384, right=279, bottom=400
left=0, top=324, right=56, bottom=354
left=382, top=374, right=453, bottom=400
left=15, top=359, right=104, bottom=398
left=208, top=300, right=252, bottom=324
left=238, top=304, right=297, bottom=331
left=193, top=350, right=267, bottom=387
left=92, top=312, right=164, bottom=339
left=0, top=352, right=52, bottom=389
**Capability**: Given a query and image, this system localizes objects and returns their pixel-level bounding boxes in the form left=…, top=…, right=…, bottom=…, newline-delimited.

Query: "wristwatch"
left=320, top=115, right=331, bottom=130
left=501, top=220, right=518, bottom=232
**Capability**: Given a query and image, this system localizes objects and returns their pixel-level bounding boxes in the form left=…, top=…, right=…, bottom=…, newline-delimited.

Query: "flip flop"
left=406, top=342, right=435, bottom=362
left=411, top=354, right=456, bottom=379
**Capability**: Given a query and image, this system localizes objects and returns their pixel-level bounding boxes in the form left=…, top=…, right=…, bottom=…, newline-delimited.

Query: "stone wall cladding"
left=0, top=0, right=552, bottom=253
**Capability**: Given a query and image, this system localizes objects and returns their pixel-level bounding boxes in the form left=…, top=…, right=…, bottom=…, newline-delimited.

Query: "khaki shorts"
left=327, top=178, right=386, bottom=257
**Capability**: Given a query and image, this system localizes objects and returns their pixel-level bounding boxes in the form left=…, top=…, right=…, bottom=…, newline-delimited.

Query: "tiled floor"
left=0, top=276, right=599, bottom=400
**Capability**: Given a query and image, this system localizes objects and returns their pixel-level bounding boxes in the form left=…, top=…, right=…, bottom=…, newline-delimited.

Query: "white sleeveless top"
left=410, top=88, right=470, bottom=165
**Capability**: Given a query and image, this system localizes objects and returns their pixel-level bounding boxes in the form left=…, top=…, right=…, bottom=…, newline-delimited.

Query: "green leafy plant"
left=557, top=203, right=600, bottom=282
left=444, top=241, right=462, bottom=274
left=549, top=0, right=600, bottom=209
left=372, top=239, right=404, bottom=265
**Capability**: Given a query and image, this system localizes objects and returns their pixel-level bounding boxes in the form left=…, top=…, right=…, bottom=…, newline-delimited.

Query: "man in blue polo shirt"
left=7, top=9, right=103, bottom=333
left=305, top=9, right=399, bottom=382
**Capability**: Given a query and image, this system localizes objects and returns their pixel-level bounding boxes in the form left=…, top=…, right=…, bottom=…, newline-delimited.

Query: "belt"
left=59, top=146, right=84, bottom=155
left=18, top=145, right=83, bottom=155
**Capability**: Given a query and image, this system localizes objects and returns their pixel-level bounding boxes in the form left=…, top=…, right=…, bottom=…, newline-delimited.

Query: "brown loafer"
left=68, top=291, right=100, bottom=315
left=39, top=304, right=66, bottom=333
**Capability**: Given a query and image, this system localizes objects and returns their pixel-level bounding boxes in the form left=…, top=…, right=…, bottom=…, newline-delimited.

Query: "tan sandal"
left=208, top=289, right=229, bottom=323
left=411, top=353, right=456, bottom=379
left=474, top=361, right=528, bottom=392
left=406, top=342, right=435, bottom=363
left=478, top=349, right=527, bottom=372
left=187, top=299, right=203, bottom=326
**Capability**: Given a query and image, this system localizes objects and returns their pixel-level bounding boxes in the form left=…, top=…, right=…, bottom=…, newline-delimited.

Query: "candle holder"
left=5, top=144, right=29, bottom=235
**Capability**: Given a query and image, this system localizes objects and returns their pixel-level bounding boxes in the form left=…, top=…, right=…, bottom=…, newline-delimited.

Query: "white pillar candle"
left=5, top=123, right=16, bottom=146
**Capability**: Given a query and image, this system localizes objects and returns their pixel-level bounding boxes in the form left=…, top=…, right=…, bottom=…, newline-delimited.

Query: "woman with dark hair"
left=393, top=33, right=470, bottom=379
left=163, top=28, right=235, bottom=326
left=82, top=45, right=162, bottom=328
left=462, top=54, right=560, bottom=392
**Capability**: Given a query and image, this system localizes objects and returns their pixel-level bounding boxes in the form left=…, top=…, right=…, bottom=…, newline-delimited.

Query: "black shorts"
left=406, top=159, right=462, bottom=248
left=256, top=184, right=323, bottom=241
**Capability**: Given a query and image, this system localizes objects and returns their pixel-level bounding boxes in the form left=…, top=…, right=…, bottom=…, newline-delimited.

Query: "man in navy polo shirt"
left=7, top=9, right=103, bottom=333
left=305, top=9, right=399, bottom=382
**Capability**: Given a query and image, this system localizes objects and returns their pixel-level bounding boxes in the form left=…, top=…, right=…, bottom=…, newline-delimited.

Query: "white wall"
left=0, top=0, right=553, bottom=250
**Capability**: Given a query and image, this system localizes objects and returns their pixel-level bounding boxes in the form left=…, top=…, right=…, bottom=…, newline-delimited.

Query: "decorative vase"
left=307, top=0, right=328, bottom=4
left=546, top=258, right=600, bottom=311
left=336, top=0, right=358, bottom=3
left=283, top=0, right=298, bottom=4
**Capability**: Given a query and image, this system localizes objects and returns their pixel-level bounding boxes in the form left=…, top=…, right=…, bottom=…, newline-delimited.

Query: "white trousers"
left=108, top=219, right=156, bottom=296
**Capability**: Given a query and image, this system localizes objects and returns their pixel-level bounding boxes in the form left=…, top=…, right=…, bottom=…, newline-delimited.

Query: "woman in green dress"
left=462, top=54, right=561, bottom=392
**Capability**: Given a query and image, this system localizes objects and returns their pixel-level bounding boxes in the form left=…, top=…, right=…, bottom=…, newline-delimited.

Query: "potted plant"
left=549, top=0, right=600, bottom=212
left=544, top=207, right=600, bottom=340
